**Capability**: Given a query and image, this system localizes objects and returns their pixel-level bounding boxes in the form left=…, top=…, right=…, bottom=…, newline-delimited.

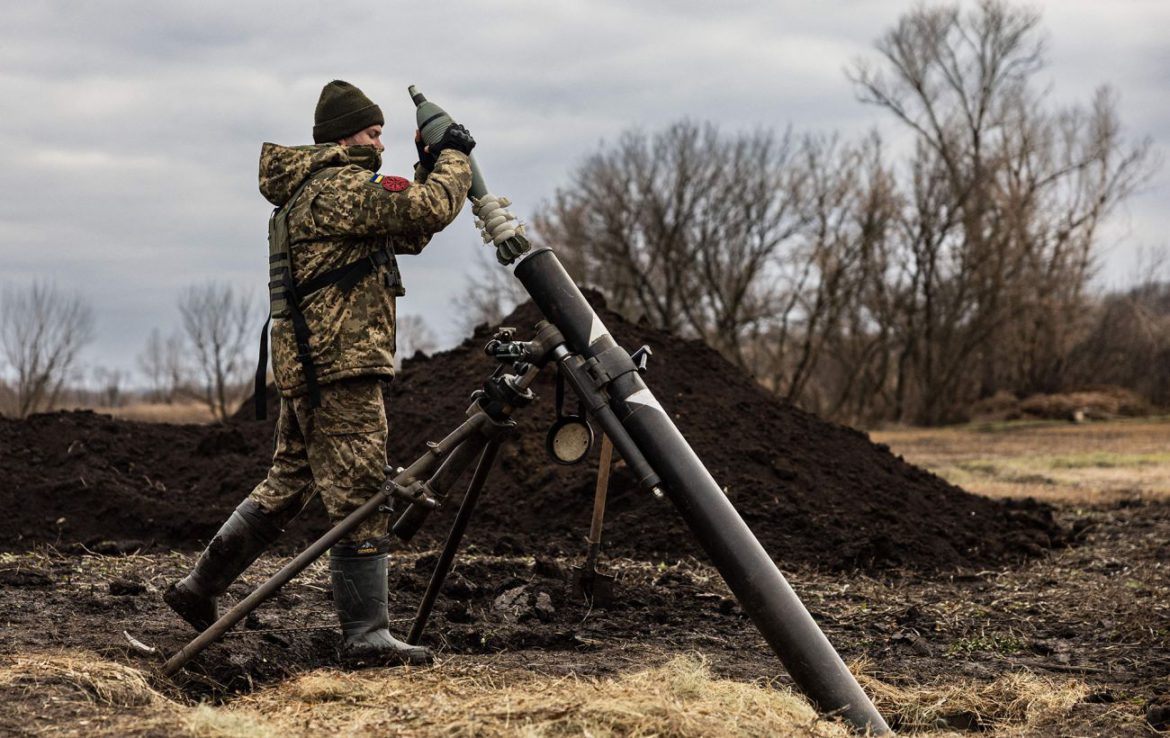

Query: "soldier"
left=164, top=80, right=474, bottom=666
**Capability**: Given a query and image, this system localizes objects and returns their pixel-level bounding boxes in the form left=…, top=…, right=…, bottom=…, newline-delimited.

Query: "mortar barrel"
left=514, top=246, right=891, bottom=734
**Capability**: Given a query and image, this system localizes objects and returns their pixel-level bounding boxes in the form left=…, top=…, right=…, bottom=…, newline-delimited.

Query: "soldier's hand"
left=430, top=124, right=475, bottom=157
left=415, top=129, right=436, bottom=170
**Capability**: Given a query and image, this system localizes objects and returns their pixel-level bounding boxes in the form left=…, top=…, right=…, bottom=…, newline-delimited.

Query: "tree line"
left=0, top=281, right=438, bottom=421
left=0, top=282, right=259, bottom=421
left=532, top=0, right=1159, bottom=424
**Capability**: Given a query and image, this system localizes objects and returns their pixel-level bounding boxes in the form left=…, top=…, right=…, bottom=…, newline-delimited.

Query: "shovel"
left=571, top=434, right=616, bottom=604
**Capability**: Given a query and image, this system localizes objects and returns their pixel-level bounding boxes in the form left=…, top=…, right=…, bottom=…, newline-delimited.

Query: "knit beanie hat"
left=313, top=80, right=384, bottom=143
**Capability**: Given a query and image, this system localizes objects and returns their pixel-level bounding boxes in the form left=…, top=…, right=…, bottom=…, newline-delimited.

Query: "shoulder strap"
left=268, top=167, right=338, bottom=317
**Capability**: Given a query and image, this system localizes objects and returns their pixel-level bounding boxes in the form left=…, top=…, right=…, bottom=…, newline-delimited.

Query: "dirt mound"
left=1, top=294, right=1062, bottom=571
left=0, top=412, right=272, bottom=551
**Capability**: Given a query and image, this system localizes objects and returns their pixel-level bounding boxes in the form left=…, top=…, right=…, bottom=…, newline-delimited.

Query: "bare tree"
left=395, top=314, right=438, bottom=369
left=0, top=281, right=95, bottom=418
left=1068, top=251, right=1170, bottom=408
left=763, top=134, right=899, bottom=409
left=797, top=134, right=902, bottom=422
left=450, top=247, right=530, bottom=335
left=178, top=282, right=254, bottom=422
left=527, top=3, right=1155, bottom=426
left=535, top=123, right=902, bottom=422
left=138, top=327, right=187, bottom=403
left=534, top=121, right=806, bottom=367
left=851, top=0, right=1155, bottom=423
left=91, top=366, right=127, bottom=408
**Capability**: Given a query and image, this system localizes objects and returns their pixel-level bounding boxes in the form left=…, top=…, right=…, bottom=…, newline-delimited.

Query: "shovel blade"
left=571, top=566, right=615, bottom=605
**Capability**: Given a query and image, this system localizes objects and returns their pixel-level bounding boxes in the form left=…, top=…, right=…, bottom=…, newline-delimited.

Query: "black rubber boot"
left=164, top=499, right=283, bottom=631
left=331, top=538, right=433, bottom=667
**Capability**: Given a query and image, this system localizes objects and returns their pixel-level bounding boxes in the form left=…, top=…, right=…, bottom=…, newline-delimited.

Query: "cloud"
left=0, top=0, right=1165, bottom=378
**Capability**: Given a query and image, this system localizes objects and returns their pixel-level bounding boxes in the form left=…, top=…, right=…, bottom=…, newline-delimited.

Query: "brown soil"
left=1, top=294, right=1060, bottom=573
left=0, top=499, right=1165, bottom=735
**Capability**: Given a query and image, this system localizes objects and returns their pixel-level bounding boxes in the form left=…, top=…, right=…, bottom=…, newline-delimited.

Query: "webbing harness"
left=254, top=168, right=406, bottom=419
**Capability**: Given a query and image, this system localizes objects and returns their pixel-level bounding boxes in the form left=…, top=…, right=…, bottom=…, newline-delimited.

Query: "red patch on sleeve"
left=381, top=175, right=411, bottom=192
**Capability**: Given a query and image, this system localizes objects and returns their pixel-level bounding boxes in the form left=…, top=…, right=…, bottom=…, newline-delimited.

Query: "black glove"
left=415, top=134, right=436, bottom=171
left=429, top=123, right=476, bottom=158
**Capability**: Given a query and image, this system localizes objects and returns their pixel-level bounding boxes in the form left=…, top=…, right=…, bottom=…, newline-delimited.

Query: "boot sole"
left=340, top=648, right=433, bottom=668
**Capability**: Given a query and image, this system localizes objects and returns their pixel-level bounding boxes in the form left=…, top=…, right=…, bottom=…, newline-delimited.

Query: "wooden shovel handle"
left=588, top=435, right=614, bottom=550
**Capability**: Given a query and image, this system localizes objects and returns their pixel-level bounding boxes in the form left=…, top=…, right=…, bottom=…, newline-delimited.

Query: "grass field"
left=91, top=402, right=217, bottom=424
left=872, top=417, right=1170, bottom=505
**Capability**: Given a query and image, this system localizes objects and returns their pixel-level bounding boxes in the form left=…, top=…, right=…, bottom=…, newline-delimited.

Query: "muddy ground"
left=1, top=498, right=1167, bottom=735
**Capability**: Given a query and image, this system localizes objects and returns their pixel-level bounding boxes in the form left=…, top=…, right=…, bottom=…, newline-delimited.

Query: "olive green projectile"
left=408, top=85, right=487, bottom=200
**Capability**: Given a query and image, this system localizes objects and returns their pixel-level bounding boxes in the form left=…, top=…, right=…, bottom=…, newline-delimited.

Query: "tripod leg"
left=407, top=438, right=502, bottom=646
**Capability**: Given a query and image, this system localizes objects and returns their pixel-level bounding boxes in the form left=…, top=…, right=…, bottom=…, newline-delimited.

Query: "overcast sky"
left=1, top=0, right=1166, bottom=384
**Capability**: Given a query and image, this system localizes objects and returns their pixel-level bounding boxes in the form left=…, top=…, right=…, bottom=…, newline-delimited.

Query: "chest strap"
left=296, top=247, right=404, bottom=298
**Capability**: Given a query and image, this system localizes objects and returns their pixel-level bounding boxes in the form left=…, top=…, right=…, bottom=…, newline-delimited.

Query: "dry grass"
left=0, top=650, right=186, bottom=736
left=0, top=651, right=167, bottom=707
left=863, top=671, right=1088, bottom=735
left=210, top=653, right=852, bottom=737
left=94, top=402, right=217, bottom=424
left=0, top=649, right=1122, bottom=737
left=872, top=417, right=1170, bottom=504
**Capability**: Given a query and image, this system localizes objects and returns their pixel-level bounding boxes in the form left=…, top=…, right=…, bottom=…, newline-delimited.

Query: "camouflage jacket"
left=258, top=143, right=471, bottom=396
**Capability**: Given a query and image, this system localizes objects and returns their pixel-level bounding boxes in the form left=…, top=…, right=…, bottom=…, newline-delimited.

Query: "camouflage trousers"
left=248, top=377, right=390, bottom=544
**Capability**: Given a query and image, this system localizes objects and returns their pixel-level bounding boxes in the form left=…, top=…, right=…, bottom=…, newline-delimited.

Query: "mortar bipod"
left=404, top=325, right=661, bottom=642
left=405, top=435, right=505, bottom=644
